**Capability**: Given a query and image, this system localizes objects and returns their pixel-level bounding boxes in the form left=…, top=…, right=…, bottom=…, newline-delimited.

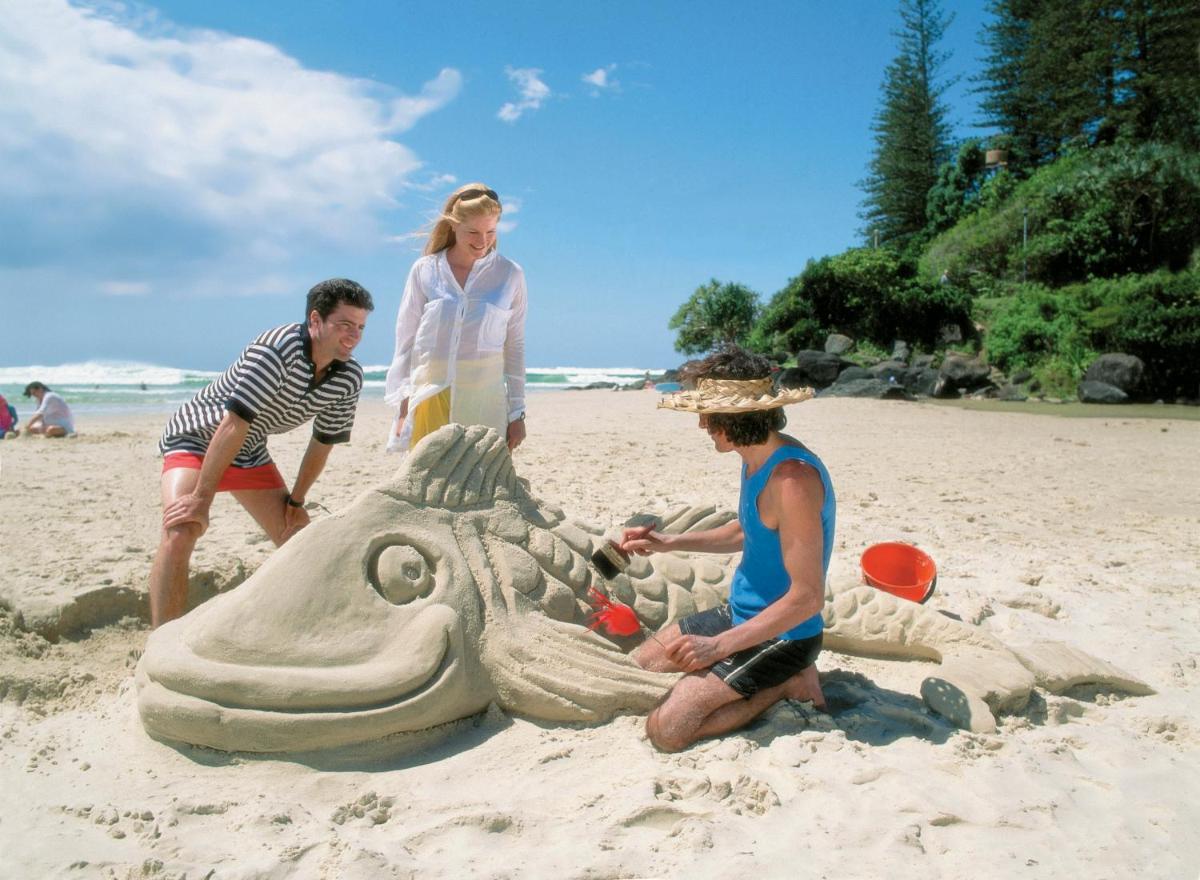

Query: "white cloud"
left=100, top=280, right=152, bottom=296
left=497, top=195, right=521, bottom=234
left=497, top=67, right=550, bottom=123
left=0, top=0, right=461, bottom=295
left=582, top=64, right=619, bottom=94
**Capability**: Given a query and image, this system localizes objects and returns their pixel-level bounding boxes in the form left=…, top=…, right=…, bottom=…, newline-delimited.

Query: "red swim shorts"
left=161, top=452, right=286, bottom=492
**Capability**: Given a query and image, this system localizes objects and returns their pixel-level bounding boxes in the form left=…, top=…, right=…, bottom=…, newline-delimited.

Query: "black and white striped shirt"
left=159, top=323, right=363, bottom=468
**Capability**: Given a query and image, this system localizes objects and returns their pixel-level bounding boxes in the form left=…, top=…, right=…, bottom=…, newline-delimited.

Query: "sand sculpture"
left=136, top=424, right=1152, bottom=752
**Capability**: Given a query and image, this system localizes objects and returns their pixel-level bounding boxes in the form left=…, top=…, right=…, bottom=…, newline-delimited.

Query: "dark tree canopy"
left=974, top=1, right=1200, bottom=168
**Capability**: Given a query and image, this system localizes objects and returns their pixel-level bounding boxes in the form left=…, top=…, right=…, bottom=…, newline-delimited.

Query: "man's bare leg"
left=645, top=672, right=744, bottom=752
left=632, top=622, right=683, bottom=672
left=647, top=664, right=825, bottom=752
left=149, top=469, right=204, bottom=628
left=231, top=487, right=292, bottom=547
left=784, top=664, right=826, bottom=710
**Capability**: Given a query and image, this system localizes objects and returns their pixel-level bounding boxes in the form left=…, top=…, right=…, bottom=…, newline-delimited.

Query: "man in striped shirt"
left=150, top=278, right=374, bottom=627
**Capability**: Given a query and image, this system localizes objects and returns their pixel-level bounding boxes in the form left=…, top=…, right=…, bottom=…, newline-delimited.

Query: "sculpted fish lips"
left=141, top=603, right=465, bottom=713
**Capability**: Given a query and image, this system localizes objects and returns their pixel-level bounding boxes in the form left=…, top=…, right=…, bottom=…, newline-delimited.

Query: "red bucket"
left=860, top=542, right=938, bottom=603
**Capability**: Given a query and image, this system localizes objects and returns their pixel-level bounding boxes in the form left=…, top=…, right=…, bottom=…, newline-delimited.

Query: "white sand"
left=1, top=392, right=1198, bottom=878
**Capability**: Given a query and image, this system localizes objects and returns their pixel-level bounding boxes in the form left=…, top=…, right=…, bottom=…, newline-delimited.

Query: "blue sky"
left=2, top=0, right=995, bottom=371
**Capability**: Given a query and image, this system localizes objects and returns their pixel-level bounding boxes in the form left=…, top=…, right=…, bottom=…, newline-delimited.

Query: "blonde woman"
left=384, top=183, right=528, bottom=454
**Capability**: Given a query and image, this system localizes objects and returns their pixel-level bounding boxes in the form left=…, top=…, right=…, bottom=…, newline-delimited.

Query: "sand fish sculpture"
left=136, top=425, right=1152, bottom=752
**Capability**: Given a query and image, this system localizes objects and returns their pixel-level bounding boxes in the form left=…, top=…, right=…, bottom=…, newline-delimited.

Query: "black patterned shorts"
left=678, top=605, right=822, bottom=698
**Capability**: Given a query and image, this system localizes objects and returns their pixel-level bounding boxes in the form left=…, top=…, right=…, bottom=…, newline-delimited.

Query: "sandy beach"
left=1, top=391, right=1198, bottom=879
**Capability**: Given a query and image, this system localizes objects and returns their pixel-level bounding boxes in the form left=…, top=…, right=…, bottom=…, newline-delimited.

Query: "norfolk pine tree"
left=859, top=0, right=956, bottom=249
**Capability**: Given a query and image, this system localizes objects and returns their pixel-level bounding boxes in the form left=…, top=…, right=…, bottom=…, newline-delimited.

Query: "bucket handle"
left=920, top=575, right=938, bottom=604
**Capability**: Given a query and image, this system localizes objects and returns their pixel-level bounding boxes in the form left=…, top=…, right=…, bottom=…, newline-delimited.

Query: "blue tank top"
left=729, top=442, right=836, bottom=640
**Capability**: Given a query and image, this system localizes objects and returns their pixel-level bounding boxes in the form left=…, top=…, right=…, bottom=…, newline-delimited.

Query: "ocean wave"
left=0, top=360, right=217, bottom=386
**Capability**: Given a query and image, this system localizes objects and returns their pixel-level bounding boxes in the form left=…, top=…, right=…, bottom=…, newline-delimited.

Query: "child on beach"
left=384, top=183, right=528, bottom=455
left=0, top=393, right=18, bottom=437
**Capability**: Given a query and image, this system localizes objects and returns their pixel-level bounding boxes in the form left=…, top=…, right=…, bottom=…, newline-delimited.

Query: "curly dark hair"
left=684, top=345, right=785, bottom=446
left=306, top=278, right=375, bottom=319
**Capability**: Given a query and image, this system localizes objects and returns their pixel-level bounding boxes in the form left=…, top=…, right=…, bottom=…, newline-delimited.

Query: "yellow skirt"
left=409, top=387, right=452, bottom=448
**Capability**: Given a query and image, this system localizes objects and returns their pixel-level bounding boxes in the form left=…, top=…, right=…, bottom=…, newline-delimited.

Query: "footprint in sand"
left=331, top=791, right=395, bottom=827
left=398, top=810, right=523, bottom=865
left=652, top=766, right=779, bottom=817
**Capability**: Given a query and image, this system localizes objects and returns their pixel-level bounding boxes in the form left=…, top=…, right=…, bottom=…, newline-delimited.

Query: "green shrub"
left=1082, top=270, right=1200, bottom=399
left=754, top=247, right=972, bottom=352
left=985, top=284, right=1094, bottom=375
left=922, top=143, right=1200, bottom=288
left=985, top=270, right=1200, bottom=399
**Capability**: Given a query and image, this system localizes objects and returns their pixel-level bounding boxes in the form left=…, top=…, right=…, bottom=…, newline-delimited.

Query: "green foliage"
left=747, top=266, right=822, bottom=355
left=922, top=143, right=1200, bottom=290
left=753, top=248, right=972, bottom=352
left=974, top=1, right=1200, bottom=167
left=925, top=140, right=987, bottom=236
left=859, top=0, right=957, bottom=247
left=986, top=270, right=1200, bottom=398
left=668, top=279, right=761, bottom=355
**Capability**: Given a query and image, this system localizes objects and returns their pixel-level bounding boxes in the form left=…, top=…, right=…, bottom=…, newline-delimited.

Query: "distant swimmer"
left=150, top=279, right=373, bottom=628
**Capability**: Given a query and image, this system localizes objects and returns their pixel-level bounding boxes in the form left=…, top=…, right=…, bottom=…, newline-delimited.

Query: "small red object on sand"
left=586, top=587, right=642, bottom=637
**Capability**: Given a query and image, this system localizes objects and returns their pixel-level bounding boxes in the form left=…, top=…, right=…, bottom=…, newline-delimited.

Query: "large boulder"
left=870, top=360, right=909, bottom=384
left=836, top=366, right=873, bottom=382
left=1079, top=380, right=1129, bottom=404
left=820, top=378, right=914, bottom=400
left=935, top=355, right=993, bottom=397
left=824, top=334, right=854, bottom=355
left=1084, top=354, right=1144, bottom=397
left=778, top=351, right=845, bottom=389
left=908, top=368, right=940, bottom=397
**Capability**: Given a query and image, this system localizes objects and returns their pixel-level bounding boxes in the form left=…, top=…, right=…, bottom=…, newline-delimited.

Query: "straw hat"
left=658, top=377, right=814, bottom=413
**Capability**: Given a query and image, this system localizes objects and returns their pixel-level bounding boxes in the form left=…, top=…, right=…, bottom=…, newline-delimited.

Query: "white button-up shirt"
left=384, top=249, right=527, bottom=452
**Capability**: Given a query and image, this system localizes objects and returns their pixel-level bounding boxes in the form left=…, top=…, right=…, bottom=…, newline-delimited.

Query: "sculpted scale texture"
left=136, top=425, right=1152, bottom=752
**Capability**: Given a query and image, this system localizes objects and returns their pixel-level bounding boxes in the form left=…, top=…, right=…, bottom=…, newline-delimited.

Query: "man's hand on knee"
left=163, top=492, right=212, bottom=535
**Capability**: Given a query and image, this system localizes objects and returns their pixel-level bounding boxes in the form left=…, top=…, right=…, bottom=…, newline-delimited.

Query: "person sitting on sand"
left=22, top=382, right=75, bottom=437
left=0, top=393, right=18, bottom=438
left=619, top=346, right=831, bottom=752
left=150, top=279, right=373, bottom=628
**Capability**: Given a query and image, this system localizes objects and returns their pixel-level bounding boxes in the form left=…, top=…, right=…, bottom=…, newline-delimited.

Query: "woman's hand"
left=506, top=417, right=526, bottom=451
left=394, top=399, right=409, bottom=437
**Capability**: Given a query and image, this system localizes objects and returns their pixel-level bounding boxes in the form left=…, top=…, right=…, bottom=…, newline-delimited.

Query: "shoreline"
left=6, top=385, right=1200, bottom=425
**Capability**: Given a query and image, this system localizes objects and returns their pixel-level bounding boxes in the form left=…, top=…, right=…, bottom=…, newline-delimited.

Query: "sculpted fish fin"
left=1008, top=640, right=1155, bottom=696
left=480, top=614, right=677, bottom=722
left=387, top=424, right=522, bottom=508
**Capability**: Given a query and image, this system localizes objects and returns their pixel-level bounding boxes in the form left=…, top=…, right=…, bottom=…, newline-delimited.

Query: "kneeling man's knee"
left=645, top=709, right=687, bottom=753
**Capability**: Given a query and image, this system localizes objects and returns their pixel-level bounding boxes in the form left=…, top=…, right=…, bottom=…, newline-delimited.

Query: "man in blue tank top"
left=620, top=347, right=833, bottom=752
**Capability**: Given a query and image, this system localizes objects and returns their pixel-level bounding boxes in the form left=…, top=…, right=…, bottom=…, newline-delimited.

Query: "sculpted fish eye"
left=370, top=544, right=435, bottom=605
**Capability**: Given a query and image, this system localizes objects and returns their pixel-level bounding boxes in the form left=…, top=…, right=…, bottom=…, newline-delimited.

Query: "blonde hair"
left=424, top=182, right=503, bottom=256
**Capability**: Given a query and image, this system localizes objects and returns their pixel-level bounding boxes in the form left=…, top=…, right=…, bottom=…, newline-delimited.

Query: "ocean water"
left=0, top=361, right=665, bottom=417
